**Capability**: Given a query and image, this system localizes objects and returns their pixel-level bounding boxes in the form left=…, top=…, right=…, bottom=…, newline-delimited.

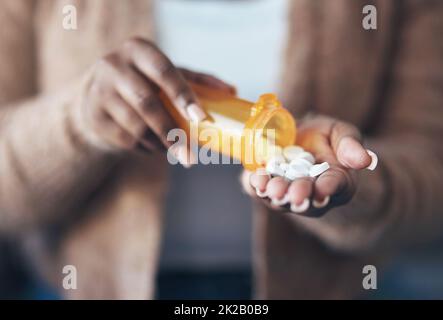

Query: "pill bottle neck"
left=161, top=82, right=296, bottom=170
left=242, top=95, right=296, bottom=170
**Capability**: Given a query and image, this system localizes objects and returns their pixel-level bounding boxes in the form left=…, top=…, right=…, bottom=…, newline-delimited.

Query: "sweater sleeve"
left=0, top=0, right=119, bottom=234
left=290, top=0, right=443, bottom=252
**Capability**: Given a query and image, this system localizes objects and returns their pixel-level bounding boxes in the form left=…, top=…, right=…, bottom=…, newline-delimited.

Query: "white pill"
left=267, top=154, right=286, bottom=165
left=283, top=146, right=304, bottom=161
left=289, top=159, right=312, bottom=174
left=266, top=161, right=286, bottom=177
left=285, top=167, right=309, bottom=181
left=309, top=162, right=330, bottom=177
left=279, top=162, right=290, bottom=172
left=297, top=151, right=316, bottom=164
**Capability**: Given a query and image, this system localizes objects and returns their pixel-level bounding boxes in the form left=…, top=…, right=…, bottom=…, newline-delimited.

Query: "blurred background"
left=1, top=0, right=443, bottom=300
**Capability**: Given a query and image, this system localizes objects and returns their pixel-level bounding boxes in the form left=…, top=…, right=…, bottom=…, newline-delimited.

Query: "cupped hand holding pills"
left=244, top=116, right=378, bottom=216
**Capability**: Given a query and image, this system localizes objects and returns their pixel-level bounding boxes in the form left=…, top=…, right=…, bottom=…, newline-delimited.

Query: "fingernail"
left=271, top=194, right=290, bottom=206
left=290, top=198, right=310, bottom=213
left=187, top=103, right=206, bottom=122
left=366, top=149, right=378, bottom=171
left=256, top=188, right=268, bottom=198
left=313, top=196, right=330, bottom=209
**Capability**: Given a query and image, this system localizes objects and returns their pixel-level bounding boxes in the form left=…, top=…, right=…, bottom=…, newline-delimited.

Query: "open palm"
left=243, top=116, right=377, bottom=217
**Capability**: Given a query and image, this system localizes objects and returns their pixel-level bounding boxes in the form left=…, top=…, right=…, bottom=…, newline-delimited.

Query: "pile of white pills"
left=257, top=144, right=377, bottom=211
left=264, top=145, right=330, bottom=181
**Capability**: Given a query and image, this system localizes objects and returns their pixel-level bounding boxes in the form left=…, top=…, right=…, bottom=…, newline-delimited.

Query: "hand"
left=79, top=37, right=235, bottom=166
left=243, top=115, right=378, bottom=217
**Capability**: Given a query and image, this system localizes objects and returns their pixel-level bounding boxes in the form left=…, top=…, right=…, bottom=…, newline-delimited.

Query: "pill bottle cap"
left=243, top=94, right=296, bottom=170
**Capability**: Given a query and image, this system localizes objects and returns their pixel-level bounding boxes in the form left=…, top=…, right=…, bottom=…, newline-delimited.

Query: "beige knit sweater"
left=0, top=0, right=442, bottom=299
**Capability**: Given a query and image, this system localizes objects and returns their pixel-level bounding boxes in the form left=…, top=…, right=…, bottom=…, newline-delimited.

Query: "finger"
left=135, top=128, right=167, bottom=153
left=110, top=65, right=177, bottom=149
left=303, top=133, right=335, bottom=163
left=330, top=121, right=372, bottom=170
left=266, top=176, right=290, bottom=202
left=125, top=38, right=207, bottom=122
left=249, top=169, right=271, bottom=197
left=313, top=167, right=356, bottom=206
left=287, top=177, right=314, bottom=206
left=241, top=170, right=256, bottom=197
left=179, top=68, right=237, bottom=94
left=96, top=109, right=137, bottom=150
left=105, top=93, right=150, bottom=145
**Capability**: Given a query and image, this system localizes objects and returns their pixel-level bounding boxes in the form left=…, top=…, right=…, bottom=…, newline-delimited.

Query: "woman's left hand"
left=242, top=115, right=377, bottom=217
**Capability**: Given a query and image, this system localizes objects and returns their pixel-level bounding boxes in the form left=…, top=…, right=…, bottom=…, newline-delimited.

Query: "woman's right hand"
left=79, top=37, right=234, bottom=166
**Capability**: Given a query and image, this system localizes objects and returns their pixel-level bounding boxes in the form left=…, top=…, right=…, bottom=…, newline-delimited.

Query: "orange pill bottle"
left=162, top=83, right=296, bottom=171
